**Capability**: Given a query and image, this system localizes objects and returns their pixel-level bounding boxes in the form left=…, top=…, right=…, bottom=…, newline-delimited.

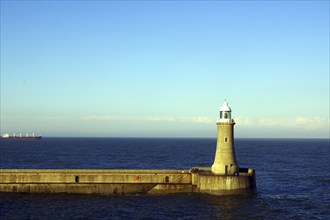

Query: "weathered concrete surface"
left=0, top=169, right=193, bottom=195
left=196, top=168, right=257, bottom=195
left=0, top=168, right=256, bottom=195
left=0, top=169, right=191, bottom=184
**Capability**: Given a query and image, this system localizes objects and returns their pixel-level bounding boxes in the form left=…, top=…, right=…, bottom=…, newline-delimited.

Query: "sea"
left=0, top=138, right=329, bottom=219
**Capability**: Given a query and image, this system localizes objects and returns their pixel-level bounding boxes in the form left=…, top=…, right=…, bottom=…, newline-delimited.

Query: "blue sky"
left=1, top=1, right=329, bottom=138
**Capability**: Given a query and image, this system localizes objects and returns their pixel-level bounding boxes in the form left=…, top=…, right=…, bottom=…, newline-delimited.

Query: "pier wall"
left=0, top=168, right=256, bottom=195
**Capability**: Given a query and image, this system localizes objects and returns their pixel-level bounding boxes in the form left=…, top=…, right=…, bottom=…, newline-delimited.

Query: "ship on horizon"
left=1, top=133, right=42, bottom=140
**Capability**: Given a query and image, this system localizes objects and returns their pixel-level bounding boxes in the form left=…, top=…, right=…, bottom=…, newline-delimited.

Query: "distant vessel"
left=1, top=133, right=42, bottom=140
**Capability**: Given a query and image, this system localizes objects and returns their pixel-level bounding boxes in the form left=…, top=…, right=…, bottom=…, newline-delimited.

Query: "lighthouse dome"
left=220, top=100, right=231, bottom=112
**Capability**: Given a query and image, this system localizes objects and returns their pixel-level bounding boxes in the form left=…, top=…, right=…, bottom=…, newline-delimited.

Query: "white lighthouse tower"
left=211, top=100, right=239, bottom=175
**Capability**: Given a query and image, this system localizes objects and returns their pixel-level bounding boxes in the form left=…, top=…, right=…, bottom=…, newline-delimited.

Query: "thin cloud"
left=81, top=115, right=214, bottom=123
left=81, top=115, right=124, bottom=121
left=188, top=117, right=213, bottom=123
left=141, top=116, right=177, bottom=122
left=141, top=116, right=213, bottom=123
left=235, top=116, right=328, bottom=130
left=1, top=115, right=72, bottom=121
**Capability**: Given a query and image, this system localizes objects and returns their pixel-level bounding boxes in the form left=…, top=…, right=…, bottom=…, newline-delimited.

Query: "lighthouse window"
left=220, top=112, right=225, bottom=118
left=220, top=112, right=231, bottom=119
left=224, top=137, right=228, bottom=142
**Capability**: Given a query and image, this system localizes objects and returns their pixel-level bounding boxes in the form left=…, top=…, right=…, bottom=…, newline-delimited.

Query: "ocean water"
left=0, top=138, right=329, bottom=219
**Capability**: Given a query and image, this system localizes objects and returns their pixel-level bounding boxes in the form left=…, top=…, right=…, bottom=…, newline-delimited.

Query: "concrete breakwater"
left=0, top=168, right=256, bottom=195
left=0, top=101, right=257, bottom=196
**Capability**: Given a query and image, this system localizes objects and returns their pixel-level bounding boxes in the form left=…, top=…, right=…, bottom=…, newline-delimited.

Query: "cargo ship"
left=1, top=133, right=42, bottom=140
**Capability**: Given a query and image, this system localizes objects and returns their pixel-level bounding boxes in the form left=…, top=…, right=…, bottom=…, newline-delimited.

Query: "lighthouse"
left=211, top=100, right=239, bottom=175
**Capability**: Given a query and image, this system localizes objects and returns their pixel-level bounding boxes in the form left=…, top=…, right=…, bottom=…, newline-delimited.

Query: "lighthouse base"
left=193, top=168, right=256, bottom=195
left=0, top=168, right=256, bottom=196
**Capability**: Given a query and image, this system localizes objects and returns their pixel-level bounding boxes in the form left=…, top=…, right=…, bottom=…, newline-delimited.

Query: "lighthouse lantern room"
left=217, top=100, right=233, bottom=123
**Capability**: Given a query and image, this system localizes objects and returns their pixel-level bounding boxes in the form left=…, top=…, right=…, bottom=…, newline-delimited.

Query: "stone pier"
left=0, top=168, right=256, bottom=195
